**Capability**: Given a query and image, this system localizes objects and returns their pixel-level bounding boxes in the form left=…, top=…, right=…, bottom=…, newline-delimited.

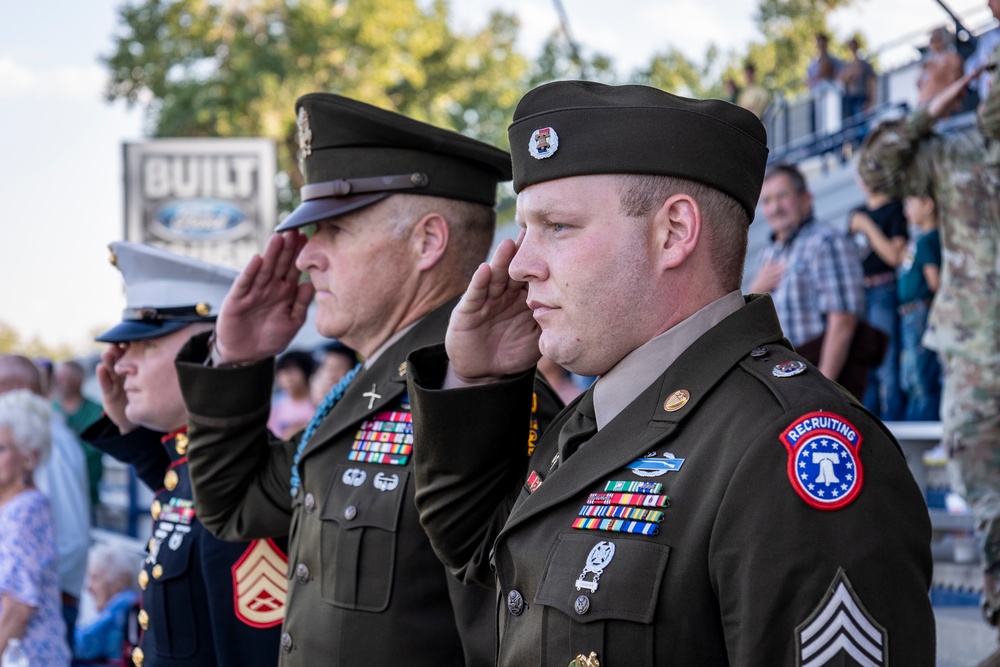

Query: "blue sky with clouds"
left=1, top=0, right=992, bottom=351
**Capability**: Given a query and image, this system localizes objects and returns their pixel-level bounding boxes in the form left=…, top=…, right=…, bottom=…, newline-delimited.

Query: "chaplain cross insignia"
left=363, top=384, right=382, bottom=410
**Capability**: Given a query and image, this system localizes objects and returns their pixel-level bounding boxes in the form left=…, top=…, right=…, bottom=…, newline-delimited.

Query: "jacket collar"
left=500, top=294, right=788, bottom=534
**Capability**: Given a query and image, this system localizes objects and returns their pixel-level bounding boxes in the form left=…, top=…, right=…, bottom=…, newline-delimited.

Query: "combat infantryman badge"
left=627, top=451, right=685, bottom=477
left=529, top=127, right=559, bottom=159
left=232, top=539, right=288, bottom=628
left=781, top=412, right=863, bottom=511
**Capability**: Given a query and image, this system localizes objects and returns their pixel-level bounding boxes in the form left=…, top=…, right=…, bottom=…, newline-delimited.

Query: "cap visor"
left=95, top=320, right=192, bottom=343
left=276, top=193, right=391, bottom=232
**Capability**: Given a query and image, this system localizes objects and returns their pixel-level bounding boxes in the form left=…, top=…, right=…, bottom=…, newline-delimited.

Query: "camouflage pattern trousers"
left=943, top=353, right=1000, bottom=618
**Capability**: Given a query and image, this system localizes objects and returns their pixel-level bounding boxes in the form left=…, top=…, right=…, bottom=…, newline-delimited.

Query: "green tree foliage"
left=104, top=0, right=529, bottom=195
left=742, top=0, right=861, bottom=96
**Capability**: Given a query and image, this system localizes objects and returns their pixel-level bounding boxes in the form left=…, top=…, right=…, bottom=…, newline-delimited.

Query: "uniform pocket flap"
left=321, top=464, right=409, bottom=532
left=534, top=531, right=669, bottom=624
left=148, top=523, right=195, bottom=583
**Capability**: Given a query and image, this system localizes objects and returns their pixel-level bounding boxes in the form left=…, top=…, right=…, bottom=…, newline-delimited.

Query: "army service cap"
left=96, top=241, right=238, bottom=343
left=508, top=81, right=769, bottom=219
left=277, top=93, right=513, bottom=231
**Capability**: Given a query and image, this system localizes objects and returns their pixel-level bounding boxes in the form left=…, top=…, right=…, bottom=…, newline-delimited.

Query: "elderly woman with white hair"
left=0, top=389, right=71, bottom=665
left=73, top=544, right=140, bottom=661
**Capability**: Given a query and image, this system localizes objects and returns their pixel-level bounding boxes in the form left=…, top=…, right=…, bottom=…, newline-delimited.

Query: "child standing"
left=897, top=194, right=942, bottom=420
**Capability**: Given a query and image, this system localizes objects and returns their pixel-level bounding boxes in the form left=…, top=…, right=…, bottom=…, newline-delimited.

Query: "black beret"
left=508, top=81, right=769, bottom=219
left=278, top=93, right=513, bottom=231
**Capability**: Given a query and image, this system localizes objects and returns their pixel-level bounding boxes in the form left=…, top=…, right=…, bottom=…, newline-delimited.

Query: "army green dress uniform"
left=177, top=304, right=559, bottom=665
left=174, top=94, right=562, bottom=666
left=406, top=82, right=936, bottom=666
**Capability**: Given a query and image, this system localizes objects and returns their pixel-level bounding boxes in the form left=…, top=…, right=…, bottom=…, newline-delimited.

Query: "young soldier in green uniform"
left=174, top=94, right=561, bottom=665
left=860, top=50, right=1000, bottom=646
left=406, top=81, right=935, bottom=666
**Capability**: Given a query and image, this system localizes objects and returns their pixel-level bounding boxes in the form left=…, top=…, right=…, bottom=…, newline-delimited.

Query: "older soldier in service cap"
left=860, top=55, right=1000, bottom=645
left=83, top=242, right=288, bottom=667
left=405, top=81, right=935, bottom=666
left=173, top=94, right=561, bottom=665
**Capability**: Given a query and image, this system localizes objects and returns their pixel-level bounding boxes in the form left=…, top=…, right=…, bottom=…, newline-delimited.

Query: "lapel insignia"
left=796, top=568, right=886, bottom=666
left=575, top=541, right=615, bottom=593
left=773, top=360, right=807, bottom=378
left=397, top=361, right=407, bottom=378
left=781, top=412, right=863, bottom=511
left=627, top=451, right=685, bottom=477
left=362, top=384, right=382, bottom=410
left=663, top=389, right=690, bottom=412
left=526, top=470, right=543, bottom=493
left=232, top=539, right=288, bottom=629
left=349, top=407, right=413, bottom=466
left=529, top=126, right=559, bottom=159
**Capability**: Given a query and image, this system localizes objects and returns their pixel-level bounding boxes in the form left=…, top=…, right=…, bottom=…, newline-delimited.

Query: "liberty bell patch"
left=780, top=412, right=863, bottom=511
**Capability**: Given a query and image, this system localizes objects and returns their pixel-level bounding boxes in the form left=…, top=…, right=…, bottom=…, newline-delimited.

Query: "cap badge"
left=297, top=106, right=312, bottom=172
left=529, top=127, right=559, bottom=160
left=195, top=303, right=211, bottom=317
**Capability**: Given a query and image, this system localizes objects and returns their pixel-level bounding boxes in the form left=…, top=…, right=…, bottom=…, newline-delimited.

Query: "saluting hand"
left=214, top=232, right=315, bottom=365
left=96, top=344, right=137, bottom=435
left=444, top=234, right=542, bottom=387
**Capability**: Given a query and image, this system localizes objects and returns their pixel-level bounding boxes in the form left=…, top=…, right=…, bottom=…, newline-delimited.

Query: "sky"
left=1, top=0, right=995, bottom=353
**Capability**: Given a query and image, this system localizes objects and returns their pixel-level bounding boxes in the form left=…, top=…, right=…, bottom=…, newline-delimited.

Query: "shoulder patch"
left=796, top=568, right=887, bottom=667
left=780, top=412, right=863, bottom=511
left=232, top=538, right=288, bottom=628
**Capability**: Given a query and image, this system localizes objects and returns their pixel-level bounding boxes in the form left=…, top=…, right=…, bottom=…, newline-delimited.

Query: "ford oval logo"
left=150, top=199, right=249, bottom=242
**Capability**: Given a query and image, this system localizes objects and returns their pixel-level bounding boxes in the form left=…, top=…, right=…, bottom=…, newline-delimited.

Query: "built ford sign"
left=124, top=139, right=276, bottom=269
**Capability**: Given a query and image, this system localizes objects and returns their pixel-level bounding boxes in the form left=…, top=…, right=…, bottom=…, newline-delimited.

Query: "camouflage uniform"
left=859, top=57, right=1000, bottom=620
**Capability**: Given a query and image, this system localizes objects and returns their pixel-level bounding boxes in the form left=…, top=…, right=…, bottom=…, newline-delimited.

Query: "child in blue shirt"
left=897, top=194, right=942, bottom=420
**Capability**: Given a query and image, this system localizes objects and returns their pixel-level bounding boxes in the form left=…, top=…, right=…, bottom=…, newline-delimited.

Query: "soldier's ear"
left=413, top=212, right=450, bottom=271
left=652, top=193, right=702, bottom=272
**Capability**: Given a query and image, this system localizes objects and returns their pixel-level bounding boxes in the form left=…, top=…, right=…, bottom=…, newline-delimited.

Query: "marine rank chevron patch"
left=795, top=569, right=887, bottom=667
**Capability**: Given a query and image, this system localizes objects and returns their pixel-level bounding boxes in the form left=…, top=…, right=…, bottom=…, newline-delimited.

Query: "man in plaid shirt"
left=749, top=163, right=865, bottom=393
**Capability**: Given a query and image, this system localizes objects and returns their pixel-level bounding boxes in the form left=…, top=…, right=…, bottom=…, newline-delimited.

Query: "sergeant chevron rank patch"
left=232, top=539, right=288, bottom=628
left=780, top=412, right=863, bottom=511
left=795, top=569, right=887, bottom=667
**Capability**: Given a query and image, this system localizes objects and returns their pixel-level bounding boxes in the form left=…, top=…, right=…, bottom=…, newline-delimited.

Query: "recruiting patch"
left=781, top=412, right=863, bottom=511
left=232, top=539, right=288, bottom=628
left=796, top=568, right=887, bottom=666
